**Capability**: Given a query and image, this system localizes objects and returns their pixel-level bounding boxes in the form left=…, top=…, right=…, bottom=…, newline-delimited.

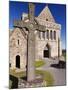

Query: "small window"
left=9, top=63, right=11, bottom=67
left=50, top=30, right=53, bottom=40
left=54, top=31, right=56, bottom=40
left=46, top=19, right=48, bottom=21
left=18, top=40, right=19, bottom=45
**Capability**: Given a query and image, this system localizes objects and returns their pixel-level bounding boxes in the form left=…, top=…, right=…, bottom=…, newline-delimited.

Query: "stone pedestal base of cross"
left=14, top=3, right=46, bottom=82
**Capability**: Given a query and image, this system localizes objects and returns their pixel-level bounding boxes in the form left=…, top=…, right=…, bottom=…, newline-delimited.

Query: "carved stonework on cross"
left=14, top=3, right=46, bottom=82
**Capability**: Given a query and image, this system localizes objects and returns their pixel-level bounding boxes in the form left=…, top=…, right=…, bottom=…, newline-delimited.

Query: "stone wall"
left=35, top=39, right=59, bottom=60
left=9, top=25, right=62, bottom=70
left=9, top=28, right=27, bottom=70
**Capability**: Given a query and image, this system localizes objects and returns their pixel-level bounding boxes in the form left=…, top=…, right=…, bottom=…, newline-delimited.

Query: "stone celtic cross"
left=14, top=3, right=45, bottom=82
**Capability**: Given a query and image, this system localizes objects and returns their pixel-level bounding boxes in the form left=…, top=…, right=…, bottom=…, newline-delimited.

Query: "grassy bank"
left=36, top=70, right=54, bottom=86
left=35, top=60, right=45, bottom=68
left=10, top=69, right=54, bottom=88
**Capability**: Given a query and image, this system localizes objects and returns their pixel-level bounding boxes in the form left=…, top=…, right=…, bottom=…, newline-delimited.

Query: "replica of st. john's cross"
left=14, top=3, right=46, bottom=82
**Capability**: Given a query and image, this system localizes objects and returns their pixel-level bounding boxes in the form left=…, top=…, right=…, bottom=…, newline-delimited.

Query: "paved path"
left=37, top=58, right=66, bottom=86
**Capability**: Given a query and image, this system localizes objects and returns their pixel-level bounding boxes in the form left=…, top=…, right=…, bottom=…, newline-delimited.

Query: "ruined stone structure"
left=9, top=4, right=62, bottom=71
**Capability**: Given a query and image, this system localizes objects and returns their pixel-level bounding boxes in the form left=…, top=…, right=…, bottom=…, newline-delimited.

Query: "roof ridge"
left=38, top=5, right=55, bottom=22
left=10, top=28, right=27, bottom=40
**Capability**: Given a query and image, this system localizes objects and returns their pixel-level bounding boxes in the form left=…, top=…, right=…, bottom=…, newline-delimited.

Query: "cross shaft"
left=13, top=3, right=46, bottom=82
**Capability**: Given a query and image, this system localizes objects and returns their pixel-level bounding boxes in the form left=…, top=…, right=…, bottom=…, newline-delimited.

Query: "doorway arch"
left=16, top=55, right=20, bottom=68
left=43, top=44, right=50, bottom=58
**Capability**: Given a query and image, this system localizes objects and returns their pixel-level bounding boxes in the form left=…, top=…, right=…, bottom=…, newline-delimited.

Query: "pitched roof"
left=38, top=5, right=55, bottom=22
left=9, top=28, right=27, bottom=40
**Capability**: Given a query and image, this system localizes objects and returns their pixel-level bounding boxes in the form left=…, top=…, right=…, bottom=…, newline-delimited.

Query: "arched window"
left=46, top=30, right=49, bottom=39
left=50, top=30, right=52, bottom=40
left=54, top=31, right=56, bottom=40
left=42, top=31, right=45, bottom=39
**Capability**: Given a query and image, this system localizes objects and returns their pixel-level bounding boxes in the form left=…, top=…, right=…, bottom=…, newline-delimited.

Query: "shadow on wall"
left=9, top=75, right=18, bottom=89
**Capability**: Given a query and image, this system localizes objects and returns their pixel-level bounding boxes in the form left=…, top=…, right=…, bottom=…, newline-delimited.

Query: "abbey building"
left=9, top=5, right=62, bottom=70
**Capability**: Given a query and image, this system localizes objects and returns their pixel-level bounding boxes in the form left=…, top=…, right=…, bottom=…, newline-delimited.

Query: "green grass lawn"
left=9, top=69, right=26, bottom=78
left=36, top=70, right=54, bottom=86
left=35, top=60, right=45, bottom=68
left=9, top=60, right=45, bottom=78
left=9, top=59, right=45, bottom=88
left=10, top=60, right=54, bottom=88
left=10, top=69, right=54, bottom=87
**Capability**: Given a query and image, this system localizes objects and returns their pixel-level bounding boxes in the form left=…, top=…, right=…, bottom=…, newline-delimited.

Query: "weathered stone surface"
left=38, top=5, right=55, bottom=22
left=9, top=28, right=27, bottom=70
left=18, top=76, right=46, bottom=88
left=27, top=29, right=35, bottom=81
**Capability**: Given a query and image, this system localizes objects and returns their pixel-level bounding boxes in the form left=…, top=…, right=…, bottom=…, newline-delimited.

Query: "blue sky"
left=9, top=1, right=66, bottom=49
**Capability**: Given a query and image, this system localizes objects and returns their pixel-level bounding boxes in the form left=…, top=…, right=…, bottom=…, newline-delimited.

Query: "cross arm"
left=13, top=20, right=46, bottom=32
left=13, top=20, right=29, bottom=28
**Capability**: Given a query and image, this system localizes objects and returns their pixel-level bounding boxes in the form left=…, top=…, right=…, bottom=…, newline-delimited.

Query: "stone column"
left=28, top=3, right=35, bottom=22
left=27, top=29, right=35, bottom=81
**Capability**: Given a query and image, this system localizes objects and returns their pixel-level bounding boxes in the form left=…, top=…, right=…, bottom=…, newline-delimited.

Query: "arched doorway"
left=16, top=55, right=20, bottom=68
left=43, top=44, right=50, bottom=58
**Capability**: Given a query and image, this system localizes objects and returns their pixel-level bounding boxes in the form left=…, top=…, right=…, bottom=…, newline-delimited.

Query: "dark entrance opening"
left=16, top=55, right=20, bottom=68
left=44, top=44, right=50, bottom=58
left=44, top=50, right=49, bottom=57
